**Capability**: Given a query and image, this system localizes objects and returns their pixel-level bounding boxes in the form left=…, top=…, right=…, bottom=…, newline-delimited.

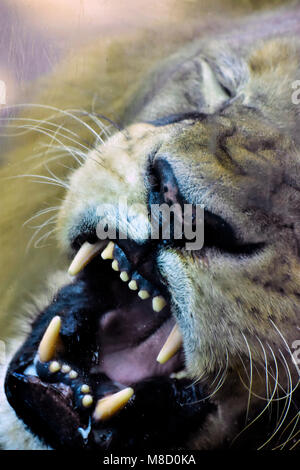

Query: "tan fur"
left=0, top=0, right=300, bottom=450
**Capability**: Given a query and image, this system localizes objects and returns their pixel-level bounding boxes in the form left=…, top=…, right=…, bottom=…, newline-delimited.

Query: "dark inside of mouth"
left=5, top=252, right=215, bottom=450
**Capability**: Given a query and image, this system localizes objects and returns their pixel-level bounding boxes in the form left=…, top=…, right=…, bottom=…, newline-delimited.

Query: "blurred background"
left=0, top=0, right=283, bottom=106
left=0, top=0, right=185, bottom=105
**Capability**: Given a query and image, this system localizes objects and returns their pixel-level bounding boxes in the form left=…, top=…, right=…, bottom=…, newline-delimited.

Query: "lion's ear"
left=198, top=59, right=231, bottom=112
left=201, top=49, right=248, bottom=109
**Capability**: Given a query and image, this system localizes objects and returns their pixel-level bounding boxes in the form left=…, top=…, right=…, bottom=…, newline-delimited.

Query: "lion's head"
left=2, top=3, right=300, bottom=450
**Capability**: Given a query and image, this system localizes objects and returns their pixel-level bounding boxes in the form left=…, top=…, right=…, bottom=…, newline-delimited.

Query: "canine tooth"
left=128, top=280, right=138, bottom=291
left=156, top=324, right=183, bottom=364
left=68, top=241, right=102, bottom=276
left=61, top=364, right=71, bottom=374
left=112, top=260, right=119, bottom=271
left=69, top=370, right=78, bottom=379
left=49, top=361, right=61, bottom=373
left=138, top=289, right=150, bottom=300
left=101, top=241, right=115, bottom=260
left=120, top=271, right=129, bottom=282
left=38, top=316, right=61, bottom=363
left=152, top=296, right=167, bottom=312
left=82, top=395, right=93, bottom=408
left=81, top=384, right=90, bottom=394
left=94, top=387, right=134, bottom=421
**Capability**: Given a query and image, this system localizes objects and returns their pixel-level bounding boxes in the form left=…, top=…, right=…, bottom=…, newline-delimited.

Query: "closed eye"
left=203, top=211, right=264, bottom=255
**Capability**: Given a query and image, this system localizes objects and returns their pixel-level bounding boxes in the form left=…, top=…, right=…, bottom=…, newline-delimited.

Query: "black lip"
left=4, top=251, right=215, bottom=450
left=6, top=369, right=215, bottom=450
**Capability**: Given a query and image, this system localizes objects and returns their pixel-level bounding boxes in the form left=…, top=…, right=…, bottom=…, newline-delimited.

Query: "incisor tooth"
left=101, top=241, right=115, bottom=260
left=68, top=241, right=102, bottom=276
left=38, top=316, right=61, bottom=363
left=138, top=290, right=150, bottom=300
left=61, top=364, right=71, bottom=374
left=49, top=361, right=61, bottom=373
left=120, top=272, right=129, bottom=282
left=93, top=387, right=134, bottom=421
left=152, top=296, right=167, bottom=312
left=128, top=280, right=138, bottom=291
left=69, top=370, right=78, bottom=379
left=156, top=324, right=183, bottom=364
left=82, top=395, right=93, bottom=408
left=81, top=384, right=90, bottom=394
left=112, top=260, right=119, bottom=271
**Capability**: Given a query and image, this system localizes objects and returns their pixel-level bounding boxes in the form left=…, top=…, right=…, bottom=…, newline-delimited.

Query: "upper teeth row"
left=46, top=240, right=184, bottom=421
left=68, top=241, right=167, bottom=313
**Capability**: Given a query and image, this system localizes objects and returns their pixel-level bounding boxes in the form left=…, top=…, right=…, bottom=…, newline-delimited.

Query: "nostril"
left=147, top=165, right=161, bottom=194
left=147, top=158, right=183, bottom=208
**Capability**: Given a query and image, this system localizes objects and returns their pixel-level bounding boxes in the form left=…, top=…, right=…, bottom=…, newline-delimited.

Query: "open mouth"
left=4, top=239, right=214, bottom=450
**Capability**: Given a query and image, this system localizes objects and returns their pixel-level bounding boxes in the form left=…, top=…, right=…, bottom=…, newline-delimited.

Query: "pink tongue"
left=96, top=301, right=183, bottom=385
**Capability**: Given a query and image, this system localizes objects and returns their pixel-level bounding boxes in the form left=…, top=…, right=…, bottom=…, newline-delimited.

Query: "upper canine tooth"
left=120, top=272, right=129, bottom=282
left=68, top=241, right=102, bottom=276
left=101, top=241, right=115, bottom=260
left=138, top=290, right=150, bottom=300
left=152, top=295, right=167, bottom=312
left=69, top=370, right=78, bottom=379
left=112, top=260, right=119, bottom=271
left=128, top=280, right=138, bottom=290
left=38, top=316, right=61, bottom=363
left=93, top=387, right=134, bottom=421
left=156, top=323, right=183, bottom=364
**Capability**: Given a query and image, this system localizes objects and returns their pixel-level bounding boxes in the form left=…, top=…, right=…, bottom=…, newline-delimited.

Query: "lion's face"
left=4, top=32, right=300, bottom=450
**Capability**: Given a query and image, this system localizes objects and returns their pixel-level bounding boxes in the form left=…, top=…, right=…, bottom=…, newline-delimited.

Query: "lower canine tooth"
left=120, top=272, right=129, bottom=282
left=38, top=316, right=61, bottom=363
left=101, top=241, right=115, bottom=260
left=68, top=241, right=102, bottom=276
left=156, top=323, right=183, bottom=364
left=152, top=296, right=167, bottom=312
left=93, top=387, right=134, bottom=421
left=138, top=290, right=150, bottom=300
left=61, top=364, right=71, bottom=374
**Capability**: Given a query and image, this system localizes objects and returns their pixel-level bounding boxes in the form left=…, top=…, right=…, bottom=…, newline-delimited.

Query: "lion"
left=0, top=0, right=299, bottom=450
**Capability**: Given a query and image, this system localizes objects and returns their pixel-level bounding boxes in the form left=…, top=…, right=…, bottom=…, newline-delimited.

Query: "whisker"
left=33, top=227, right=58, bottom=249
left=26, top=214, right=58, bottom=253
left=241, top=333, right=253, bottom=425
left=23, top=206, right=60, bottom=227
left=258, top=349, right=293, bottom=450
